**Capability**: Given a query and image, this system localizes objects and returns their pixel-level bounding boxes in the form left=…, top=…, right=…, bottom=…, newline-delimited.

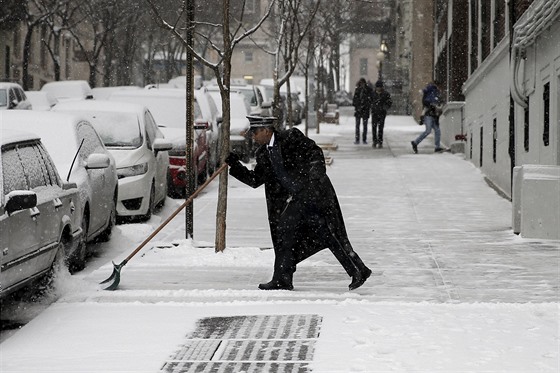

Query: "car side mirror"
left=5, top=191, right=37, bottom=215
left=153, top=138, right=173, bottom=153
left=217, top=115, right=223, bottom=125
left=85, top=153, right=110, bottom=169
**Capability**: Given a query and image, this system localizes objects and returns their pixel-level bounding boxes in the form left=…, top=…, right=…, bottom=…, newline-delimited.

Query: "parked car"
left=207, top=90, right=253, bottom=162
left=0, top=128, right=82, bottom=298
left=334, top=90, right=353, bottom=107
left=109, top=88, right=211, bottom=197
left=206, top=83, right=266, bottom=115
left=0, top=82, right=32, bottom=110
left=91, top=86, right=141, bottom=100
left=53, top=100, right=172, bottom=220
left=1, top=111, right=118, bottom=271
left=25, top=91, right=58, bottom=110
left=194, top=87, right=222, bottom=174
left=41, top=80, right=94, bottom=102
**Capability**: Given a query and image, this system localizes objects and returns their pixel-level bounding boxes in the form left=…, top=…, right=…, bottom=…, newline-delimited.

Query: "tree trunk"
left=214, top=0, right=231, bottom=253
left=22, top=25, right=34, bottom=90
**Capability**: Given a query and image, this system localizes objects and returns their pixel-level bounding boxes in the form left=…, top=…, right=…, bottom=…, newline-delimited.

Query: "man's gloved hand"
left=225, top=152, right=240, bottom=166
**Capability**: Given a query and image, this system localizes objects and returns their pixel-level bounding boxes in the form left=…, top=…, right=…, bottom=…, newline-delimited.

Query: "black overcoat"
left=371, top=90, right=392, bottom=118
left=229, top=127, right=352, bottom=263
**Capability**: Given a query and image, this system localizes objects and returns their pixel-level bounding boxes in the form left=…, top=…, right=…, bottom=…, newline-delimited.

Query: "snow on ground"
left=1, top=114, right=558, bottom=372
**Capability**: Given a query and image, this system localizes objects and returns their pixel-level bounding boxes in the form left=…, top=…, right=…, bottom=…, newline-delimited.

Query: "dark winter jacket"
left=228, top=127, right=352, bottom=263
left=422, top=83, right=443, bottom=117
left=371, top=90, right=392, bottom=117
left=352, top=84, right=372, bottom=118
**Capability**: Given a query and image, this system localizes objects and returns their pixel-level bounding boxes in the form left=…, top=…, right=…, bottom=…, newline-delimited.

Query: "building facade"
left=432, top=0, right=559, bottom=239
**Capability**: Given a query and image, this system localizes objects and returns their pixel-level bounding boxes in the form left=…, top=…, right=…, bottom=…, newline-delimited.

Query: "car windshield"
left=235, top=89, right=256, bottom=106
left=0, top=89, right=7, bottom=107
left=86, top=111, right=143, bottom=148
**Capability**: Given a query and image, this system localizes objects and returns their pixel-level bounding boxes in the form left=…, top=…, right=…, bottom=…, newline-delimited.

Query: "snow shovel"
left=100, top=163, right=228, bottom=290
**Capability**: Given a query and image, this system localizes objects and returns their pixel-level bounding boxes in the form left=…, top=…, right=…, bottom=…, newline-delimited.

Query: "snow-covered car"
left=207, top=90, right=253, bottom=162
left=195, top=87, right=222, bottom=174
left=53, top=100, right=172, bottom=220
left=25, top=90, right=58, bottom=110
left=0, top=129, right=82, bottom=297
left=0, top=111, right=118, bottom=270
left=41, top=80, right=94, bottom=102
left=91, top=86, right=141, bottom=100
left=109, top=88, right=211, bottom=197
left=206, top=83, right=266, bottom=115
left=0, top=82, right=32, bottom=110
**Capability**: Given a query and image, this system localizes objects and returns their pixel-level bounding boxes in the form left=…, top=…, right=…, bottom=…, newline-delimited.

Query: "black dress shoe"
left=349, top=268, right=372, bottom=291
left=258, top=280, right=293, bottom=291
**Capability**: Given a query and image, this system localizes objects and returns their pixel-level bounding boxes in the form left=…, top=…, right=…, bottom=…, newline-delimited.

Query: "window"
left=360, top=58, right=368, bottom=76
left=492, top=118, right=497, bottom=163
left=77, top=122, right=106, bottom=159
left=493, top=0, right=506, bottom=47
left=469, top=131, right=473, bottom=159
left=18, top=145, right=48, bottom=189
left=2, top=147, right=27, bottom=194
left=37, top=143, right=60, bottom=186
left=524, top=106, right=529, bottom=152
left=470, top=0, right=479, bottom=73
left=479, top=126, right=484, bottom=167
left=543, top=82, right=550, bottom=146
left=1, top=142, right=56, bottom=194
left=481, top=1, right=491, bottom=59
left=244, top=51, right=253, bottom=62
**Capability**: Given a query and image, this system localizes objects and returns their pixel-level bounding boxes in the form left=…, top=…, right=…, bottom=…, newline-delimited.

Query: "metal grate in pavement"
left=163, top=361, right=310, bottom=373
left=161, top=314, right=322, bottom=373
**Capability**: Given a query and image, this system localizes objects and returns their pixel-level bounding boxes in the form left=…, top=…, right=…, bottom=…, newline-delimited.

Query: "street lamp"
left=377, top=40, right=388, bottom=80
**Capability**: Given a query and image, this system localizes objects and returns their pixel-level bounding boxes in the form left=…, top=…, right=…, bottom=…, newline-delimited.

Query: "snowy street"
left=1, top=113, right=558, bottom=372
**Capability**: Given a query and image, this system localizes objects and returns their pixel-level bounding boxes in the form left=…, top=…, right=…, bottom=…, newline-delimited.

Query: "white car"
left=0, top=111, right=118, bottom=271
left=0, top=129, right=82, bottom=297
left=53, top=100, right=172, bottom=220
left=109, top=88, right=212, bottom=197
left=0, top=82, right=32, bottom=110
left=206, top=83, right=266, bottom=115
left=25, top=91, right=58, bottom=110
left=207, top=90, right=253, bottom=162
left=41, top=80, right=94, bottom=102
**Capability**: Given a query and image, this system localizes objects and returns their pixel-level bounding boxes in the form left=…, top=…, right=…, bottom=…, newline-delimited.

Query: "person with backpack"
left=370, top=80, right=392, bottom=148
left=411, top=80, right=448, bottom=153
left=352, top=78, right=373, bottom=144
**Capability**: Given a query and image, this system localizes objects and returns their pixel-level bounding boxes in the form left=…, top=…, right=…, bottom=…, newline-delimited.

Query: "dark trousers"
left=355, top=116, right=369, bottom=142
left=273, top=201, right=368, bottom=282
left=371, top=115, right=386, bottom=144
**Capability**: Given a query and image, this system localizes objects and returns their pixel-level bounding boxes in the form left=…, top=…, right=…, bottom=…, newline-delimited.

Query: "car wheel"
left=97, top=194, right=116, bottom=242
left=142, top=183, right=156, bottom=221
left=68, top=213, right=88, bottom=273
left=39, top=238, right=68, bottom=294
left=197, top=160, right=208, bottom=186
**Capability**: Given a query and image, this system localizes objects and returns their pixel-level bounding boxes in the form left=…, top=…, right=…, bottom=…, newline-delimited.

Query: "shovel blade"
left=100, top=261, right=124, bottom=291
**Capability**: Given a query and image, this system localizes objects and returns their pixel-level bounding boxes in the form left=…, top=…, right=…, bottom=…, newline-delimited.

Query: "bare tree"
left=146, top=0, right=275, bottom=252
left=256, top=0, right=320, bottom=128
left=18, top=0, right=62, bottom=89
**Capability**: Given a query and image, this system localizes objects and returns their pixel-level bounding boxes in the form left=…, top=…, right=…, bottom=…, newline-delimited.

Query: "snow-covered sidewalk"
left=1, top=115, right=558, bottom=372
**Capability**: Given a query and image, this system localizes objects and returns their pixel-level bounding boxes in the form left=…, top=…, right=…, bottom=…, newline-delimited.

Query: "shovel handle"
left=124, top=163, right=228, bottom=263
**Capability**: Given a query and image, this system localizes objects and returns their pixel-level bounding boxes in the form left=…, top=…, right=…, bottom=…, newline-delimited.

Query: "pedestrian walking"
left=352, top=78, right=372, bottom=144
left=370, top=80, right=392, bottom=148
left=411, top=80, right=447, bottom=153
left=225, top=115, right=372, bottom=291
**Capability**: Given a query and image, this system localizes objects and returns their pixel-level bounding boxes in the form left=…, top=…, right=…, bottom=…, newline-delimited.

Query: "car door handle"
left=29, top=207, right=40, bottom=219
left=53, top=198, right=63, bottom=210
